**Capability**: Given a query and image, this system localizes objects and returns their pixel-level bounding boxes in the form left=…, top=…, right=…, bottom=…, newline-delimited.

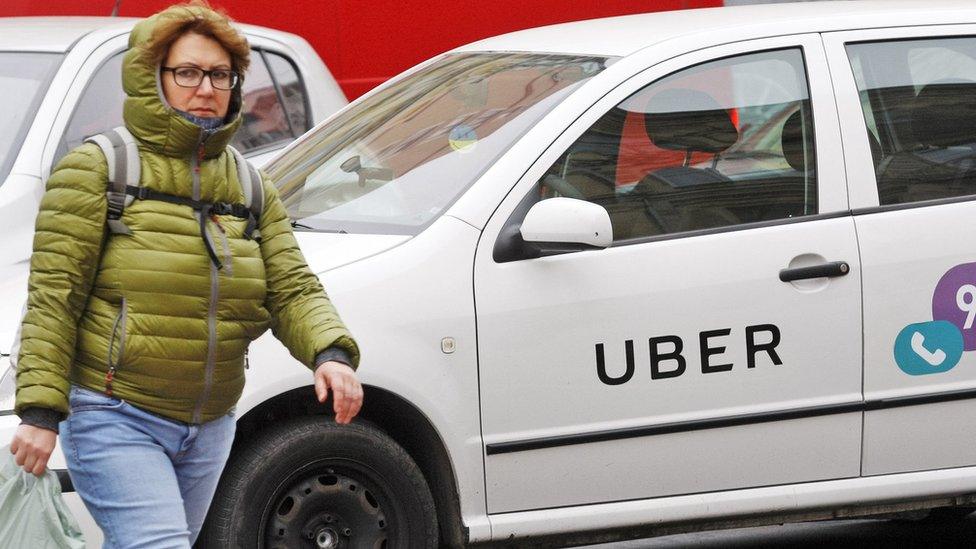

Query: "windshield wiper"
left=290, top=219, right=348, bottom=234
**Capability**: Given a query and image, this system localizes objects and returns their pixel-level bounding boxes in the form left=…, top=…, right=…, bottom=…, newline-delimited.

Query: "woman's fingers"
left=30, top=454, right=48, bottom=476
left=12, top=424, right=56, bottom=476
left=314, top=369, right=329, bottom=403
left=332, top=377, right=348, bottom=422
left=314, top=361, right=363, bottom=424
left=348, top=384, right=364, bottom=420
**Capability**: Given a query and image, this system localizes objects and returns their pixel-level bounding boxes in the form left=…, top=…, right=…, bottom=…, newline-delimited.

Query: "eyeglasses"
left=162, top=66, right=240, bottom=90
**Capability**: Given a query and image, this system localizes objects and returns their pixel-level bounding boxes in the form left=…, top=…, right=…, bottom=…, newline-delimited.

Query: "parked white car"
left=8, top=1, right=976, bottom=546
left=0, top=15, right=346, bottom=546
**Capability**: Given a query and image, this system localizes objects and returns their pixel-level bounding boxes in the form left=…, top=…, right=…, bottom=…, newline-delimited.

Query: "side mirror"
left=493, top=197, right=613, bottom=263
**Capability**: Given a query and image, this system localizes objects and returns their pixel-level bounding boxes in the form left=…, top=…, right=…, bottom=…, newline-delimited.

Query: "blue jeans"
left=59, top=384, right=236, bottom=549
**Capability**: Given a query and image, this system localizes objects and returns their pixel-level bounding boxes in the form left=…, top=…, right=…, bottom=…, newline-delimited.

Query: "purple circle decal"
left=933, top=261, right=976, bottom=351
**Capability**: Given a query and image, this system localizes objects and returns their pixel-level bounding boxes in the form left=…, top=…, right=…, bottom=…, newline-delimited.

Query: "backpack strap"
left=85, top=126, right=140, bottom=235
left=228, top=145, right=264, bottom=242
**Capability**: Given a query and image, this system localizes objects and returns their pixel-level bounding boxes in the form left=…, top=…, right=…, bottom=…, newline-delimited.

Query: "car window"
left=0, top=52, right=62, bottom=183
left=847, top=37, right=976, bottom=206
left=267, top=52, right=610, bottom=235
left=60, top=47, right=305, bottom=163
left=231, top=49, right=296, bottom=154
left=538, top=48, right=816, bottom=242
left=60, top=51, right=126, bottom=162
left=263, top=50, right=309, bottom=135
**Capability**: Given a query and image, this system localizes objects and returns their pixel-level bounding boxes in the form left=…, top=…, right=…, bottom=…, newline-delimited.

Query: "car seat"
left=876, top=80, right=976, bottom=204
left=614, top=89, right=739, bottom=238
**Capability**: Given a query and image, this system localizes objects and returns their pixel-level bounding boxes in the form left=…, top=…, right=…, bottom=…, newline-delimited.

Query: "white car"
left=7, top=1, right=976, bottom=546
left=0, top=15, right=347, bottom=546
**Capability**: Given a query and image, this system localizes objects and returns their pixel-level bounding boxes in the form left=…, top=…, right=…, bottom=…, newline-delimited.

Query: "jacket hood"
left=122, top=10, right=244, bottom=159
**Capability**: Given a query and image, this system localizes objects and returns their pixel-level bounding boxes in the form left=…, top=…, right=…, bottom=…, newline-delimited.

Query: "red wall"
left=0, top=0, right=722, bottom=99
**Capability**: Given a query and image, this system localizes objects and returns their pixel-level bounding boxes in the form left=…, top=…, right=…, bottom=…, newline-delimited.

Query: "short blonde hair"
left=142, top=1, right=250, bottom=75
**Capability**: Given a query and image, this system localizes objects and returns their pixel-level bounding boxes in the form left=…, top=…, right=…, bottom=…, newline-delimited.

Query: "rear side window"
left=540, top=48, right=816, bottom=242
left=264, top=51, right=310, bottom=135
left=61, top=47, right=310, bottom=162
left=231, top=49, right=307, bottom=154
left=60, top=51, right=126, bottom=160
left=848, top=37, right=976, bottom=206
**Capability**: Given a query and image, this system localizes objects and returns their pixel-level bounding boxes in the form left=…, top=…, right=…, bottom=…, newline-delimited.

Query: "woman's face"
left=161, top=32, right=233, bottom=119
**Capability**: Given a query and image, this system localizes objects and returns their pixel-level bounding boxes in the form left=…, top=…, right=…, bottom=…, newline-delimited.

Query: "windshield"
left=266, top=52, right=610, bottom=234
left=0, top=53, right=63, bottom=183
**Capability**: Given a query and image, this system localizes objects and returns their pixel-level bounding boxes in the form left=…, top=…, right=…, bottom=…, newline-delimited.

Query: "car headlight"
left=0, top=357, right=15, bottom=413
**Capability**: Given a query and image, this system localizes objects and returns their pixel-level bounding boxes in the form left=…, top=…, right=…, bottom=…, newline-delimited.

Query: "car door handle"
left=779, top=261, right=850, bottom=282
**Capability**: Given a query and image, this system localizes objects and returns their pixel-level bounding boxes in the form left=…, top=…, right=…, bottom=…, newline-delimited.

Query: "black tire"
left=197, top=416, right=438, bottom=549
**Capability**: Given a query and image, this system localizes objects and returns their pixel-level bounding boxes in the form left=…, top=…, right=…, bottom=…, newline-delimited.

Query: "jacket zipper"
left=105, top=296, right=128, bottom=396
left=191, top=132, right=219, bottom=424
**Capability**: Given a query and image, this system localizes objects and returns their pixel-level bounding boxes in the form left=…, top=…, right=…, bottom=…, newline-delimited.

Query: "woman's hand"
left=10, top=424, right=57, bottom=476
left=314, top=361, right=363, bottom=424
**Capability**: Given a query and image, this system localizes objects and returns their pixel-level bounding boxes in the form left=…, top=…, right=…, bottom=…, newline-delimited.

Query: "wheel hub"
left=314, top=527, right=339, bottom=549
left=265, top=468, right=388, bottom=549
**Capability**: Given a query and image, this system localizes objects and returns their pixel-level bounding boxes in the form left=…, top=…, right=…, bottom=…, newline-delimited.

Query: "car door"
left=824, top=25, right=976, bottom=476
left=474, top=34, right=863, bottom=514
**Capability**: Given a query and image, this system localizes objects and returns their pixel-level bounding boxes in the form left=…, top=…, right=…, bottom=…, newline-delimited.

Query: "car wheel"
left=197, top=416, right=438, bottom=549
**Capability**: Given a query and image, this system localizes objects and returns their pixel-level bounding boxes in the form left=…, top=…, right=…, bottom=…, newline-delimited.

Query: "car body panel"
left=240, top=216, right=489, bottom=534
left=823, top=23, right=976, bottom=478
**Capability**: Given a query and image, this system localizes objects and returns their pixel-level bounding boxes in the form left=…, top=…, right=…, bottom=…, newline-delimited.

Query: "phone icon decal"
left=894, top=321, right=963, bottom=376
left=910, top=331, right=946, bottom=366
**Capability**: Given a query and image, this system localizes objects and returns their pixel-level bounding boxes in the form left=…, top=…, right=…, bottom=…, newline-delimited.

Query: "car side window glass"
left=59, top=51, right=126, bottom=162
left=848, top=37, right=976, bottom=206
left=264, top=51, right=310, bottom=135
left=231, top=49, right=294, bottom=154
left=539, top=48, right=816, bottom=242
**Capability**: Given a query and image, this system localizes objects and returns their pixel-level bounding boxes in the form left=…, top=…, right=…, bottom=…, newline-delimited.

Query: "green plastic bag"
left=0, top=446, right=85, bottom=549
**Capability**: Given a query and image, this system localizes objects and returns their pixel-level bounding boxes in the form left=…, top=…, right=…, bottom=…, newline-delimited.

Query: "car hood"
left=295, top=231, right=411, bottom=274
left=0, top=231, right=409, bottom=355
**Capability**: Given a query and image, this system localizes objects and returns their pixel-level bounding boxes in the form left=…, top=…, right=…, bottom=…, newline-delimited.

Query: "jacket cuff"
left=314, top=347, right=353, bottom=369
left=18, top=407, right=65, bottom=434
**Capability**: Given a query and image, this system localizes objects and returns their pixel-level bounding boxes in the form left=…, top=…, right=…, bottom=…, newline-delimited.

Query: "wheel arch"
left=233, top=384, right=467, bottom=547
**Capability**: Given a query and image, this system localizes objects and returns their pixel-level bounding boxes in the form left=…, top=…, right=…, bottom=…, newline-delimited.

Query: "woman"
left=8, top=2, right=363, bottom=547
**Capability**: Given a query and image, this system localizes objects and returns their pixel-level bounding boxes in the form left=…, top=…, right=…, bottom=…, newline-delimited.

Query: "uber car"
left=0, top=15, right=346, bottom=546
left=7, top=1, right=976, bottom=546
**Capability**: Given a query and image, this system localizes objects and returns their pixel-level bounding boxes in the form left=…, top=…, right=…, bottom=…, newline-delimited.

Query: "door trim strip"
left=485, top=388, right=976, bottom=455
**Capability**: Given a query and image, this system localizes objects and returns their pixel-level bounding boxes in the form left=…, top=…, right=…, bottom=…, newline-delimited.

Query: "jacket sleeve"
left=258, top=175, right=360, bottom=370
left=14, top=144, right=109, bottom=417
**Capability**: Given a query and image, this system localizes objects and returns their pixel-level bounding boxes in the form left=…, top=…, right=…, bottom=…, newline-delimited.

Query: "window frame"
left=55, top=48, right=127, bottom=165
left=542, top=47, right=820, bottom=244
left=490, top=34, right=845, bottom=256
left=823, top=24, right=976, bottom=211
left=260, top=48, right=313, bottom=136
left=50, top=39, right=316, bottom=168
left=231, top=47, right=313, bottom=157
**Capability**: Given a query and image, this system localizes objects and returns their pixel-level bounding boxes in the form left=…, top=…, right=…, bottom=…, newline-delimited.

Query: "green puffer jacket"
left=14, top=12, right=359, bottom=424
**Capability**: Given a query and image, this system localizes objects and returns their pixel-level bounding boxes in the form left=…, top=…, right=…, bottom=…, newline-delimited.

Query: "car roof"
left=454, top=0, right=976, bottom=58
left=0, top=16, right=301, bottom=53
left=0, top=17, right=136, bottom=52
